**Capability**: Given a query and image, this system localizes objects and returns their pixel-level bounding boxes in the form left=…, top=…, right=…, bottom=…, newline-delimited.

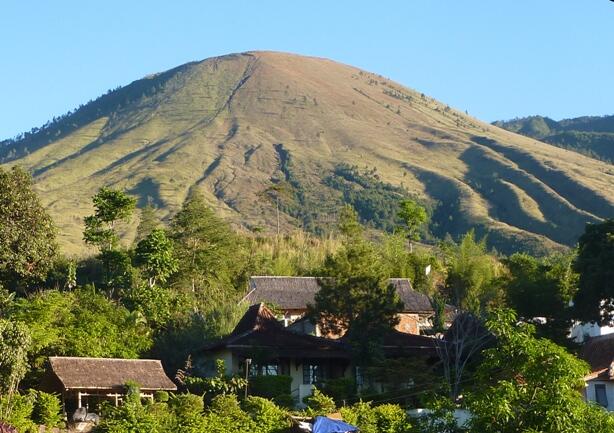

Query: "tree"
left=378, top=233, right=443, bottom=295
left=573, top=219, right=614, bottom=325
left=169, top=193, right=245, bottom=295
left=467, top=308, right=614, bottom=433
left=135, top=203, right=160, bottom=244
left=505, top=252, right=578, bottom=345
left=83, top=188, right=136, bottom=291
left=311, top=238, right=402, bottom=364
left=134, top=229, right=178, bottom=288
left=83, top=187, right=136, bottom=252
left=443, top=231, right=504, bottom=314
left=337, top=205, right=363, bottom=238
left=397, top=199, right=428, bottom=251
left=9, top=289, right=152, bottom=384
left=436, top=312, right=492, bottom=401
left=0, top=319, right=31, bottom=421
left=0, top=166, right=57, bottom=291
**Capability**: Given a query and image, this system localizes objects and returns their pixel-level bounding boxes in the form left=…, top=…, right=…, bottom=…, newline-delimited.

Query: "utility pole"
left=244, top=358, right=252, bottom=399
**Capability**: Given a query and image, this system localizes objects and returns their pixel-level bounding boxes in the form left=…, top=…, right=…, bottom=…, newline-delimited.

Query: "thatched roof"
left=48, top=357, right=177, bottom=391
left=244, top=276, right=438, bottom=313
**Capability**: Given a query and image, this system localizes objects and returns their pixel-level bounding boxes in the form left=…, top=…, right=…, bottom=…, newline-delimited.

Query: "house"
left=580, top=334, right=614, bottom=410
left=194, top=303, right=438, bottom=404
left=42, top=356, right=177, bottom=415
left=242, top=276, right=449, bottom=335
left=570, top=321, right=614, bottom=344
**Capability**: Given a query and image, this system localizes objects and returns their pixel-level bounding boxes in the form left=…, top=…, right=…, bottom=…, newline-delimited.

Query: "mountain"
left=494, top=115, right=614, bottom=163
left=2, top=51, right=614, bottom=256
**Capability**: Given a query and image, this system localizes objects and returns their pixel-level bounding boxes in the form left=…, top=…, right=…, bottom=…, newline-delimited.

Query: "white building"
left=570, top=322, right=614, bottom=344
left=580, top=333, right=614, bottom=410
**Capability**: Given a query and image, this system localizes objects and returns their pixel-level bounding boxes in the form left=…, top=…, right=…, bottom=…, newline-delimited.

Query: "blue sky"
left=1, top=1, right=613, bottom=139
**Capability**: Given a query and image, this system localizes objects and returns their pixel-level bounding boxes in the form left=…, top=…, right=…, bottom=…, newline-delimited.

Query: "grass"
left=2, top=51, right=613, bottom=256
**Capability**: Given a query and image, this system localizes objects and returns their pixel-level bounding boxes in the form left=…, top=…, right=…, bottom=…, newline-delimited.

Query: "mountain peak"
left=3, top=52, right=614, bottom=255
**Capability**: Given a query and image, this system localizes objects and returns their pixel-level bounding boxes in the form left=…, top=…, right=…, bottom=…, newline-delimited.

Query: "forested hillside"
left=494, top=115, right=614, bottom=163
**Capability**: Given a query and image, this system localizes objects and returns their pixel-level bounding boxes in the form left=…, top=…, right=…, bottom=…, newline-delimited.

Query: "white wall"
left=570, top=322, right=614, bottom=343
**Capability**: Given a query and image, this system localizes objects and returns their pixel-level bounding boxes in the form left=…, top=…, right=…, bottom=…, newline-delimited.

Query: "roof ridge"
left=250, top=275, right=323, bottom=279
left=49, top=356, right=162, bottom=362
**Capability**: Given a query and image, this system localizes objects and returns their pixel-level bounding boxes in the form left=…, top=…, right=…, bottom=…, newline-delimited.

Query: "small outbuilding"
left=42, top=356, right=177, bottom=415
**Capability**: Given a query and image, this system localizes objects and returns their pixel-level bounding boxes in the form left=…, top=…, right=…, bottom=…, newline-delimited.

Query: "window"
left=303, top=362, right=329, bottom=385
left=250, top=363, right=279, bottom=376
left=595, top=384, right=609, bottom=408
left=355, top=366, right=364, bottom=388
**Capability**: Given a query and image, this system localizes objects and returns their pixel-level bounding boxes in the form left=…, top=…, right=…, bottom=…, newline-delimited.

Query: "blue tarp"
left=312, top=416, right=358, bottom=433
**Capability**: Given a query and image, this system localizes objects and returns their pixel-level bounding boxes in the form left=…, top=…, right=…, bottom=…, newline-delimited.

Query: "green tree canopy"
left=505, top=252, right=578, bottom=344
left=337, top=204, right=363, bottom=238
left=0, top=319, right=31, bottom=397
left=169, top=193, right=246, bottom=295
left=311, top=237, right=402, bottom=364
left=135, top=203, right=160, bottom=244
left=573, top=219, right=614, bottom=325
left=397, top=199, right=428, bottom=242
left=468, top=308, right=614, bottom=433
left=443, top=231, right=504, bottom=314
left=0, top=166, right=57, bottom=291
left=9, top=288, right=152, bottom=384
left=134, top=228, right=178, bottom=288
left=83, top=187, right=136, bottom=252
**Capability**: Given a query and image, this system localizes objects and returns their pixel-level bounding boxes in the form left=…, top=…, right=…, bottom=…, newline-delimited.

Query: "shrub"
left=373, top=404, right=412, bottom=433
left=304, top=388, right=336, bottom=416
left=249, top=375, right=292, bottom=400
left=243, top=396, right=291, bottom=433
left=0, top=393, right=36, bottom=433
left=186, top=360, right=247, bottom=400
left=341, top=401, right=412, bottom=433
left=32, top=391, right=63, bottom=428
left=205, top=395, right=256, bottom=433
left=154, top=390, right=169, bottom=403
left=272, top=393, right=294, bottom=409
left=340, top=401, right=378, bottom=433
left=169, top=393, right=203, bottom=421
left=167, top=393, right=207, bottom=433
left=319, top=378, right=356, bottom=404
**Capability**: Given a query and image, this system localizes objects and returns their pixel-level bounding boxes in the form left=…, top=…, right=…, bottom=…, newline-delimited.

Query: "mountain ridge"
left=493, top=114, right=614, bottom=163
left=2, top=51, right=614, bottom=255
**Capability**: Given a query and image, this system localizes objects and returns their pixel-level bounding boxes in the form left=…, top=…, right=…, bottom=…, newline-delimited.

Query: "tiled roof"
left=581, top=333, right=614, bottom=375
left=199, top=303, right=438, bottom=359
left=48, top=357, right=177, bottom=391
left=243, top=276, right=324, bottom=310
left=243, top=276, right=438, bottom=313
left=200, top=303, right=350, bottom=359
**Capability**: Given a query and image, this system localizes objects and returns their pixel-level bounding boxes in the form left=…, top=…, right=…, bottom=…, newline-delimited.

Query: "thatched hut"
left=42, top=356, right=176, bottom=414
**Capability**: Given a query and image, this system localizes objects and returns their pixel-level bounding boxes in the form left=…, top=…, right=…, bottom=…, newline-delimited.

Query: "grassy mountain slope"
left=2, top=51, right=614, bottom=256
left=494, top=115, right=614, bottom=163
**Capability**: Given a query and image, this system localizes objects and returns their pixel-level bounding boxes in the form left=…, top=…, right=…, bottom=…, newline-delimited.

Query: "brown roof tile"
left=244, top=276, right=438, bottom=313
left=48, top=357, right=177, bottom=391
left=580, top=333, right=614, bottom=373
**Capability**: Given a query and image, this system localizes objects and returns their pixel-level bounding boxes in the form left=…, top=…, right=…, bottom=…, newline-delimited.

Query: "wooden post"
left=77, top=391, right=82, bottom=408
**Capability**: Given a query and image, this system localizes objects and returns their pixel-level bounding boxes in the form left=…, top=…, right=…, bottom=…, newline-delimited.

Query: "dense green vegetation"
left=494, top=114, right=614, bottom=163
left=1, top=165, right=614, bottom=431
